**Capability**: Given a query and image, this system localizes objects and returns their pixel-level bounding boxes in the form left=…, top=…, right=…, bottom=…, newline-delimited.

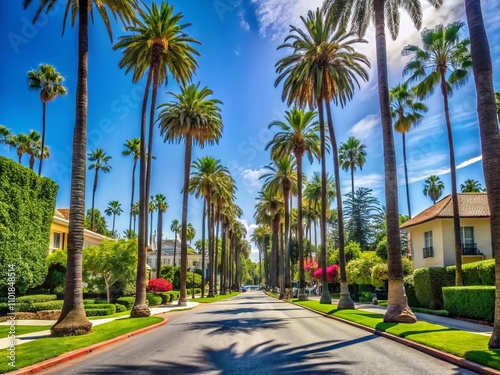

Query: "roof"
left=53, top=209, right=111, bottom=241
left=57, top=208, right=70, bottom=220
left=400, top=193, right=490, bottom=230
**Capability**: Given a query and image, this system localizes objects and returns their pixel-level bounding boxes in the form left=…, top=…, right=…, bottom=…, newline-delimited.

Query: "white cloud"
left=406, top=155, right=482, bottom=184
left=238, top=10, right=250, bottom=30
left=349, top=114, right=379, bottom=142
left=457, top=155, right=482, bottom=169
left=241, top=167, right=267, bottom=189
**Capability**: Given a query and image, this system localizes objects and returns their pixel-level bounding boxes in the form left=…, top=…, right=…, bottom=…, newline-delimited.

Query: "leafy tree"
left=84, top=209, right=111, bottom=236
left=83, top=239, right=137, bottom=303
left=346, top=252, right=383, bottom=286
left=88, top=149, right=112, bottom=230
left=423, top=175, right=445, bottom=204
left=43, top=250, right=67, bottom=294
left=105, top=200, right=123, bottom=234
left=460, top=179, right=484, bottom=192
left=328, top=241, right=362, bottom=265
left=122, top=138, right=141, bottom=234
left=27, top=63, right=67, bottom=175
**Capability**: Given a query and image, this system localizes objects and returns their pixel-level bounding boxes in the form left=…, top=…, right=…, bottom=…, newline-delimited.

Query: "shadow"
left=170, top=317, right=288, bottom=336
left=464, top=349, right=500, bottom=372
left=81, top=339, right=357, bottom=374
left=199, top=307, right=300, bottom=315
left=374, top=321, right=457, bottom=337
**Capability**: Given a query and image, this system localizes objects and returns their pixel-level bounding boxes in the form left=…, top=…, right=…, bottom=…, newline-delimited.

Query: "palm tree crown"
left=460, top=179, right=484, bottom=193
left=27, top=64, right=67, bottom=104
left=423, top=175, right=445, bottom=204
left=339, top=136, right=366, bottom=196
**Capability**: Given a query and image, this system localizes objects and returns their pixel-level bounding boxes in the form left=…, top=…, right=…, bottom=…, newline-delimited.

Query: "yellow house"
left=401, top=193, right=492, bottom=270
left=49, top=209, right=109, bottom=254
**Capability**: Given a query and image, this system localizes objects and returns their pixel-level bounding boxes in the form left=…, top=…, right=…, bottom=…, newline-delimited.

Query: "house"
left=49, top=209, right=109, bottom=253
left=146, top=239, right=203, bottom=271
left=400, top=193, right=492, bottom=270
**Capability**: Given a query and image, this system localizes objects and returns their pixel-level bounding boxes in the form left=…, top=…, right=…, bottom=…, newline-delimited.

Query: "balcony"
left=462, top=243, right=481, bottom=256
left=423, top=246, right=434, bottom=258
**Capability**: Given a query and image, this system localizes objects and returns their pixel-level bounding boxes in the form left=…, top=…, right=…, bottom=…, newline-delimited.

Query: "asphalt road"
left=41, top=291, right=478, bottom=375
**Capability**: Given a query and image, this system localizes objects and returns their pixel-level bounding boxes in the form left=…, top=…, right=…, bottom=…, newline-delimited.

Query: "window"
left=423, top=231, right=433, bottom=258
left=424, top=231, right=433, bottom=248
left=53, top=233, right=61, bottom=249
left=460, top=227, right=474, bottom=244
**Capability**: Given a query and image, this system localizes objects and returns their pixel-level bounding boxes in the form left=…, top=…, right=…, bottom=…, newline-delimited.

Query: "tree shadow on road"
left=169, top=317, right=288, bottom=335
left=198, top=307, right=300, bottom=315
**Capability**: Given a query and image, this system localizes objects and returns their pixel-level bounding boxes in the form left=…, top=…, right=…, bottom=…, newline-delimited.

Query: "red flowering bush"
left=313, top=264, right=339, bottom=283
left=148, top=278, right=173, bottom=292
left=304, top=260, right=318, bottom=279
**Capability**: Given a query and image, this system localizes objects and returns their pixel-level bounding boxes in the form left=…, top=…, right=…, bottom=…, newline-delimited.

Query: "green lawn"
left=0, top=325, right=51, bottom=336
left=193, top=292, right=241, bottom=303
left=294, top=300, right=500, bottom=370
left=0, top=317, right=163, bottom=374
left=88, top=310, right=131, bottom=320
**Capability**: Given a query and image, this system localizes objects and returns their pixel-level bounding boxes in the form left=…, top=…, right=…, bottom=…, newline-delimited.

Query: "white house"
left=146, top=239, right=203, bottom=271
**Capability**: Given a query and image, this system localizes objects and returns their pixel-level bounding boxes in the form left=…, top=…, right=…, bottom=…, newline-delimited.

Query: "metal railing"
left=423, top=246, right=434, bottom=258
left=461, top=243, right=479, bottom=255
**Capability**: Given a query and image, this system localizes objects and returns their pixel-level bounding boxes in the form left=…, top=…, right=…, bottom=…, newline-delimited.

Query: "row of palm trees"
left=423, top=176, right=486, bottom=205
left=0, top=128, right=50, bottom=170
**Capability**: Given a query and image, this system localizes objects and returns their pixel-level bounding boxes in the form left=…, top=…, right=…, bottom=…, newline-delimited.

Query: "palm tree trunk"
left=38, top=102, right=46, bottom=176
left=464, top=0, right=500, bottom=348
left=402, top=134, right=412, bottom=218
left=296, top=154, right=307, bottom=300
left=149, top=209, right=154, bottom=248
left=284, top=186, right=291, bottom=296
left=112, top=213, right=116, bottom=233
left=207, top=196, right=215, bottom=297
left=326, top=103, right=354, bottom=309
left=90, top=168, right=98, bottom=230
left=264, top=232, right=269, bottom=289
left=220, top=222, right=227, bottom=295
left=173, top=232, right=177, bottom=266
left=129, top=158, right=137, bottom=234
left=441, top=74, right=463, bottom=286
left=374, top=0, right=416, bottom=323
left=271, top=216, right=279, bottom=291
left=258, top=243, right=263, bottom=287
left=131, top=61, right=153, bottom=318
left=201, top=199, right=206, bottom=297
left=179, top=134, right=193, bottom=306
left=279, top=222, right=284, bottom=298
left=156, top=210, right=163, bottom=279
left=318, top=98, right=331, bottom=304
left=51, top=0, right=92, bottom=336
left=29, top=154, right=35, bottom=170
left=214, top=209, right=221, bottom=295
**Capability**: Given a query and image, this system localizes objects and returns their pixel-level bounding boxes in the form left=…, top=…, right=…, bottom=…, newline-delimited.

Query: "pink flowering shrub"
left=148, top=278, right=173, bottom=292
left=313, top=264, right=339, bottom=283
left=304, top=260, right=318, bottom=279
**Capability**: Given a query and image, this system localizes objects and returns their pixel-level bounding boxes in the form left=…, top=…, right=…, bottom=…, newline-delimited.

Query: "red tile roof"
left=400, top=193, right=490, bottom=229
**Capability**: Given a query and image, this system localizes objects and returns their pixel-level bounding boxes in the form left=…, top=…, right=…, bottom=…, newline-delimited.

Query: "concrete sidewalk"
left=0, top=302, right=199, bottom=350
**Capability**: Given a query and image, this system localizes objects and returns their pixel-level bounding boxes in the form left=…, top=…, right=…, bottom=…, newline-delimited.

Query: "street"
left=41, top=292, right=478, bottom=374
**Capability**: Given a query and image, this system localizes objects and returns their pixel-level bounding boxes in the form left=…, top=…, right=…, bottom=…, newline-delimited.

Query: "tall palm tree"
left=170, top=219, right=181, bottom=267
left=390, top=83, right=428, bottom=218
left=266, top=108, right=320, bottom=300
left=261, top=156, right=297, bottom=297
left=275, top=8, right=369, bottom=307
left=403, top=21, right=471, bottom=287
left=463, top=0, right=500, bottom=349
left=0, top=125, right=10, bottom=146
left=423, top=175, right=445, bottom=204
left=132, top=201, right=140, bottom=234
left=8, top=133, right=30, bottom=164
left=104, top=200, right=123, bottom=234
left=323, top=0, right=438, bottom=322
left=148, top=196, right=156, bottom=248
left=27, top=64, right=67, bottom=176
left=23, top=0, right=136, bottom=336
left=122, top=138, right=141, bottom=235
left=251, top=225, right=271, bottom=287
left=158, top=83, right=223, bottom=306
left=88, top=149, right=112, bottom=231
left=154, top=194, right=168, bottom=278
left=26, top=130, right=42, bottom=170
left=114, top=1, right=200, bottom=317
left=460, top=179, right=484, bottom=193
left=339, top=136, right=367, bottom=206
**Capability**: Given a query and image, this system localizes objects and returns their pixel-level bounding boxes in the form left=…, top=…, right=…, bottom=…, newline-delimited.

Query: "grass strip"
left=88, top=310, right=131, bottom=320
left=193, top=292, right=241, bottom=303
left=0, top=326, right=51, bottom=337
left=0, top=317, right=163, bottom=374
left=293, top=300, right=500, bottom=370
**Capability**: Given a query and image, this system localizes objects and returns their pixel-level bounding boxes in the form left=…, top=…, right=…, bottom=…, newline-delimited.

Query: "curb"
left=10, top=317, right=168, bottom=375
left=295, top=301, right=500, bottom=375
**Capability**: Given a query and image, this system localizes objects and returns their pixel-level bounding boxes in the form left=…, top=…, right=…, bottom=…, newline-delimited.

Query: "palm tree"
left=423, top=175, right=445, bottom=204
left=113, top=2, right=200, bottom=317
left=403, top=21, right=471, bottom=287
left=26, top=130, right=42, bottom=170
left=8, top=132, right=30, bottom=164
left=251, top=225, right=271, bottom=287
left=148, top=196, right=156, bottom=248
left=460, top=179, right=484, bottom=193
left=170, top=219, right=181, bottom=267
left=23, top=0, right=136, bottom=336
left=0, top=125, right=10, bottom=146
left=27, top=64, right=67, bottom=176
left=132, top=201, right=140, bottom=233
left=104, top=200, right=123, bottom=234
left=88, top=149, right=112, bottom=231
left=154, top=194, right=168, bottom=278
left=390, top=83, right=428, bottom=218
left=187, top=223, right=196, bottom=244
left=122, top=138, right=141, bottom=235
left=339, top=136, right=367, bottom=206
left=275, top=8, right=369, bottom=307
left=463, top=0, right=500, bottom=349
left=158, top=83, right=223, bottom=306
left=266, top=108, right=320, bottom=300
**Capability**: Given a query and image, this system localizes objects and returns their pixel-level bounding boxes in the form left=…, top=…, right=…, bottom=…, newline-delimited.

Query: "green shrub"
left=115, top=303, right=127, bottom=312
left=116, top=297, right=135, bottom=310
left=84, top=303, right=116, bottom=316
left=447, top=259, right=495, bottom=286
left=16, top=300, right=64, bottom=312
left=156, top=292, right=171, bottom=304
left=83, top=299, right=97, bottom=305
left=371, top=263, right=388, bottom=288
left=0, top=156, right=58, bottom=294
left=414, top=267, right=454, bottom=310
left=167, top=291, right=180, bottom=302
left=404, top=275, right=421, bottom=308
left=17, top=294, right=57, bottom=304
left=194, top=288, right=202, bottom=295
left=443, top=286, right=494, bottom=321
left=146, top=293, right=162, bottom=306
left=0, top=302, right=8, bottom=315
left=477, top=260, right=495, bottom=285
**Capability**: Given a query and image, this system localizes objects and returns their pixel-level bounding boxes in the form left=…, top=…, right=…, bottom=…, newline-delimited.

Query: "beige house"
left=147, top=239, right=203, bottom=272
left=401, top=193, right=492, bottom=270
left=49, top=209, right=109, bottom=254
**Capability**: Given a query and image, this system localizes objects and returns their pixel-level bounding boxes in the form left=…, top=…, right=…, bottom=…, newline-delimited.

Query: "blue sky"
left=1, top=0, right=498, bottom=261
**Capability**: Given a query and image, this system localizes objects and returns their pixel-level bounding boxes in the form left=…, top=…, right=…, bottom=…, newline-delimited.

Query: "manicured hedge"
left=414, top=267, right=454, bottom=309
left=146, top=293, right=162, bottom=306
left=15, top=300, right=64, bottom=312
left=404, top=275, right=421, bottom=308
left=443, top=286, right=494, bottom=322
left=447, top=259, right=495, bottom=286
left=115, top=303, right=127, bottom=312
left=116, top=297, right=135, bottom=310
left=17, top=294, right=57, bottom=304
left=84, top=305, right=116, bottom=317
left=0, top=156, right=58, bottom=294
left=156, top=292, right=171, bottom=304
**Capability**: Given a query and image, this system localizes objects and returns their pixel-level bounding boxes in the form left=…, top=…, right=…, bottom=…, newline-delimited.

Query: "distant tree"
left=187, top=223, right=196, bottom=244
left=170, top=219, right=181, bottom=267
left=88, top=149, right=112, bottom=230
left=84, top=209, right=110, bottom=236
left=460, top=179, right=484, bottom=192
left=423, top=175, right=445, bottom=204
left=496, top=91, right=500, bottom=121
left=0, top=125, right=10, bottom=146
left=154, top=194, right=168, bottom=278
left=105, top=200, right=123, bottom=234
left=83, top=239, right=137, bottom=303
left=122, top=138, right=141, bottom=234
left=339, top=136, right=367, bottom=202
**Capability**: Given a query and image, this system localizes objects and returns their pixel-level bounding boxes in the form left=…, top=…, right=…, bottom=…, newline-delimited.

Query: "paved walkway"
left=0, top=302, right=199, bottom=350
